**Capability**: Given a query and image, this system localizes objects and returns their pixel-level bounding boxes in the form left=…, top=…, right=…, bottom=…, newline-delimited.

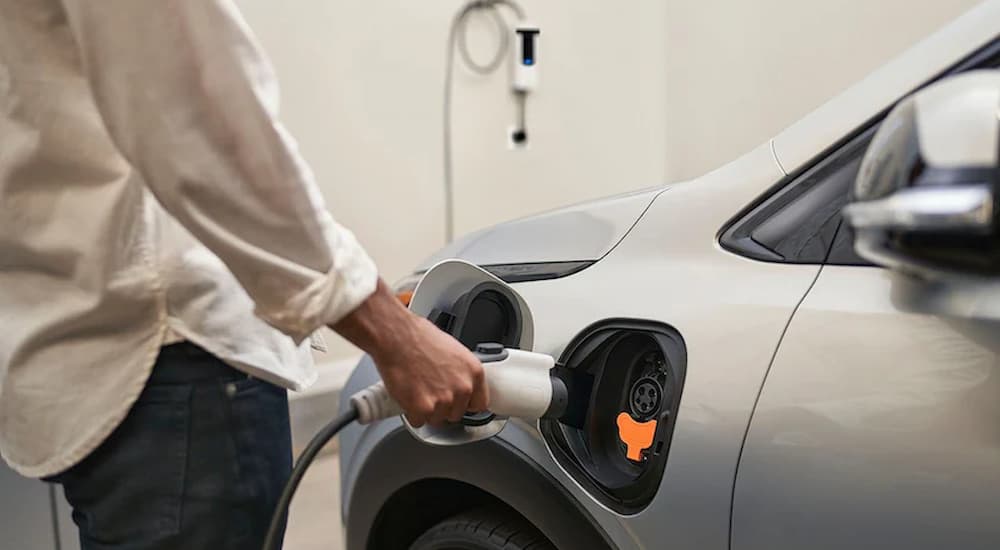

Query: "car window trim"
left=718, top=37, right=1000, bottom=266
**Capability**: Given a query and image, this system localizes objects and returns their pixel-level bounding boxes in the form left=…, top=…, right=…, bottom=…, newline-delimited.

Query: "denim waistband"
left=148, top=342, right=248, bottom=386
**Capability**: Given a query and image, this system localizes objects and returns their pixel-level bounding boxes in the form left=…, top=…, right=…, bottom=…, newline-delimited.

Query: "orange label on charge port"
left=616, top=412, right=657, bottom=462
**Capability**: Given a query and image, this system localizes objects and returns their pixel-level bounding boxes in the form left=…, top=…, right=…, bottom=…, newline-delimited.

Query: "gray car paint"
left=341, top=142, right=815, bottom=550
left=417, top=185, right=666, bottom=271
left=336, top=357, right=645, bottom=549
left=734, top=267, right=1000, bottom=549
left=343, top=114, right=1000, bottom=550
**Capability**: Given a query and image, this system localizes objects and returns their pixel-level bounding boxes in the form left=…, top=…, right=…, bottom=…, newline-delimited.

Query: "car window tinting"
left=719, top=130, right=873, bottom=264
left=719, top=38, right=999, bottom=267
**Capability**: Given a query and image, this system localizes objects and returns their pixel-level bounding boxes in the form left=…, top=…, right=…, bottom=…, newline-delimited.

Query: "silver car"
left=338, top=3, right=1000, bottom=549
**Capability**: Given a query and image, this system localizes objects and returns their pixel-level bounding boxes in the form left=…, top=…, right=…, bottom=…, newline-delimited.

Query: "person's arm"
left=59, top=0, right=486, bottom=425
left=60, top=0, right=373, bottom=340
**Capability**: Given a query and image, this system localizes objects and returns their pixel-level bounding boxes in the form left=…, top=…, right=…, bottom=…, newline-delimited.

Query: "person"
left=0, top=1, right=489, bottom=548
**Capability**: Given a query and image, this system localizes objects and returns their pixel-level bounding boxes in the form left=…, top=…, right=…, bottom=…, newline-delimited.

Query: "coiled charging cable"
left=443, top=0, right=526, bottom=242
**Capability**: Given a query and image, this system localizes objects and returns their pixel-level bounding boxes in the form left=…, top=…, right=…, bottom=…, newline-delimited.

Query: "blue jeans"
left=46, top=343, right=293, bottom=550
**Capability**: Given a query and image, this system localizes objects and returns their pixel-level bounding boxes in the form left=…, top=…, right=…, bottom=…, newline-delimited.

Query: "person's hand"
left=331, top=278, right=490, bottom=427
left=372, top=315, right=488, bottom=427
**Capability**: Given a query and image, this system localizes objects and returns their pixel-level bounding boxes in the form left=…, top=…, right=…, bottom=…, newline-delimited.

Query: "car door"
left=733, top=258, right=1000, bottom=549
left=731, top=37, right=1000, bottom=550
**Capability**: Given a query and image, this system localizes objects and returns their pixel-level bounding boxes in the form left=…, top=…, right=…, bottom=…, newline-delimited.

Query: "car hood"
left=417, top=185, right=668, bottom=271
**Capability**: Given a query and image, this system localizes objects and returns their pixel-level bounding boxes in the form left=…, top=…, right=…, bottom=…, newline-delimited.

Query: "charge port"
left=629, top=377, right=662, bottom=422
left=541, top=320, right=687, bottom=513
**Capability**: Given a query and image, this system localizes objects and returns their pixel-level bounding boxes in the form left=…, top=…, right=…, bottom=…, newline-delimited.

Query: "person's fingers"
left=446, top=380, right=473, bottom=423
left=404, top=395, right=434, bottom=428
left=467, top=365, right=490, bottom=413
left=428, top=394, right=453, bottom=427
left=405, top=412, right=426, bottom=428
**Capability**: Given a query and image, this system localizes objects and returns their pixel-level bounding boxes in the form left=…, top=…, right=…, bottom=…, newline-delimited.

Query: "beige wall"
left=237, top=0, right=669, bottom=284
left=663, top=0, right=983, bottom=182
left=236, top=0, right=981, bottom=360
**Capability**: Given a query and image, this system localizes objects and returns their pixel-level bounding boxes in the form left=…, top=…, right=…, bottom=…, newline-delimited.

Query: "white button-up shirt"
left=0, top=0, right=379, bottom=478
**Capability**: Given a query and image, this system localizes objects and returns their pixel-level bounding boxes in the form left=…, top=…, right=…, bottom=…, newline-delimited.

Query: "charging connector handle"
left=349, top=345, right=565, bottom=424
left=350, top=381, right=404, bottom=424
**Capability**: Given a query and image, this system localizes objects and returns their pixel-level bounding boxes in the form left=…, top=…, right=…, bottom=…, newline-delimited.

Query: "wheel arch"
left=345, top=428, right=615, bottom=550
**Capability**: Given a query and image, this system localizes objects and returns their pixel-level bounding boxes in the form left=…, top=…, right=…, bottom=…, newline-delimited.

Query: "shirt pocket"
left=58, top=384, right=192, bottom=544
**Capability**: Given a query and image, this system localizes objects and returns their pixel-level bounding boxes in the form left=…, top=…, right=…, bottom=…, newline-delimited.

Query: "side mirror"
left=843, top=70, right=1000, bottom=276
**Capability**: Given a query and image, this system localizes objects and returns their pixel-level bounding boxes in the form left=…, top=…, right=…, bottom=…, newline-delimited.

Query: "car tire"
left=409, top=507, right=555, bottom=550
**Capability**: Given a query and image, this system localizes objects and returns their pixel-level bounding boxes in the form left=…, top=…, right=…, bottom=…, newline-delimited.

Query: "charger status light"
left=517, top=26, right=539, bottom=70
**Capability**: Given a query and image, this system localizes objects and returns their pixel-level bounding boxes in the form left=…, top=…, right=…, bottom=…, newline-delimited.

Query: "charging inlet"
left=542, top=320, right=687, bottom=514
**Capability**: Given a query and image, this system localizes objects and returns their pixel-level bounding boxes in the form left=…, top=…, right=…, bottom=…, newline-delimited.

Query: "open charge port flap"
left=542, top=320, right=687, bottom=514
left=430, top=281, right=524, bottom=350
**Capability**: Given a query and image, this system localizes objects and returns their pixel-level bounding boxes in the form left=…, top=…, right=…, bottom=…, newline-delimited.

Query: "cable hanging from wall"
left=443, top=0, right=534, bottom=243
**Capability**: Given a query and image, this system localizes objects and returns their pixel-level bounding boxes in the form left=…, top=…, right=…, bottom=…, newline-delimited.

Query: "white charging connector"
left=349, top=346, right=567, bottom=426
left=512, top=22, right=540, bottom=93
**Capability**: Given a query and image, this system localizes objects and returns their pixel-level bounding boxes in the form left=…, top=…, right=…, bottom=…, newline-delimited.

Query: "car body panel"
left=409, top=259, right=536, bottom=350
left=772, top=1, right=1000, bottom=176
left=521, top=144, right=815, bottom=549
left=416, top=186, right=667, bottom=271
left=342, top=144, right=823, bottom=549
left=734, top=266, right=1000, bottom=549
left=341, top=7, right=1000, bottom=550
left=404, top=259, right=536, bottom=445
left=338, top=366, right=641, bottom=549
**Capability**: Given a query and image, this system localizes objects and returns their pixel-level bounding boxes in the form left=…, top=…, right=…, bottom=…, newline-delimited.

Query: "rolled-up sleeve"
left=59, top=0, right=378, bottom=342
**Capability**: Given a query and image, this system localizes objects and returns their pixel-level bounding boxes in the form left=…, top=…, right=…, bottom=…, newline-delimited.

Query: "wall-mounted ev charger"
left=443, top=0, right=539, bottom=241
left=513, top=23, right=540, bottom=93
left=509, top=22, right=540, bottom=148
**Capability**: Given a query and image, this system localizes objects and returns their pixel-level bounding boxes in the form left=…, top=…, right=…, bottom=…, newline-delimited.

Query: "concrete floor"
left=283, top=453, right=344, bottom=550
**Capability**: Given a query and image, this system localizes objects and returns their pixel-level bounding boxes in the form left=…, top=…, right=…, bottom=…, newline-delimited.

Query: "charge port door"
left=406, top=260, right=539, bottom=445
left=410, top=260, right=535, bottom=351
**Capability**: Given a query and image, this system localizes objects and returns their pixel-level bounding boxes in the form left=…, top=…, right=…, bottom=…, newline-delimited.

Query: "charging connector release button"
left=476, top=343, right=504, bottom=355
left=475, top=342, right=508, bottom=363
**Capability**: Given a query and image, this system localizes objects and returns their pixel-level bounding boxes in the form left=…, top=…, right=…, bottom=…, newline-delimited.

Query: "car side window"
left=827, top=219, right=870, bottom=265
left=719, top=129, right=874, bottom=265
left=721, top=38, right=999, bottom=267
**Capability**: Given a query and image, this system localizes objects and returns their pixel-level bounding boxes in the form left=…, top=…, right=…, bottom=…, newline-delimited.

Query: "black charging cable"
left=261, top=405, right=360, bottom=550
left=260, top=346, right=568, bottom=549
